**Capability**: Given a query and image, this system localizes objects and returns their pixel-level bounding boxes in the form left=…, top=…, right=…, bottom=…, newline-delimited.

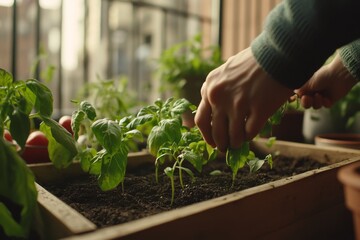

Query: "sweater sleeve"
left=339, top=39, right=360, bottom=81
left=251, top=0, right=360, bottom=89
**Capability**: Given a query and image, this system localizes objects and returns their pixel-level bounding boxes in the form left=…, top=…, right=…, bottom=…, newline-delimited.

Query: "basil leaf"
left=72, top=110, right=86, bottom=140
left=9, top=109, right=30, bottom=149
left=148, top=119, right=181, bottom=156
left=0, top=68, right=13, bottom=86
left=25, top=79, right=53, bottom=117
left=40, top=119, right=77, bottom=168
left=98, top=145, right=128, bottom=191
left=0, top=138, right=37, bottom=238
left=226, top=142, right=250, bottom=181
left=91, top=119, right=123, bottom=153
left=80, top=101, right=96, bottom=120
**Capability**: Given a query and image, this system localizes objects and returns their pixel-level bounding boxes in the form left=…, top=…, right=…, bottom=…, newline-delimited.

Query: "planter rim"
left=315, top=133, right=360, bottom=149
left=338, top=161, right=360, bottom=189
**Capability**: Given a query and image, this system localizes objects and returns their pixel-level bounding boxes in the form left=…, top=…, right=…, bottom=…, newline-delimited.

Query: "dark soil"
left=43, top=155, right=327, bottom=228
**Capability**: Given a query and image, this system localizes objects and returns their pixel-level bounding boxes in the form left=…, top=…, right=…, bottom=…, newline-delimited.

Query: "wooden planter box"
left=29, top=140, right=360, bottom=240
left=29, top=150, right=154, bottom=240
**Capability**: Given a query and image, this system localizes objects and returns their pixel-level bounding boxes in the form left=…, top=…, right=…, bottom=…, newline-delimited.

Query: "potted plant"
left=156, top=34, right=223, bottom=126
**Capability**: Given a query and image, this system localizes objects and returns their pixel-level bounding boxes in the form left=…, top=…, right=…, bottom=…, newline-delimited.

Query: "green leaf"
left=72, top=110, right=86, bottom=140
left=91, top=119, right=123, bottom=153
left=77, top=148, right=97, bottom=172
left=0, top=138, right=38, bottom=238
left=40, top=119, right=77, bottom=168
left=25, top=79, right=53, bottom=117
left=21, top=86, right=36, bottom=115
left=182, top=150, right=202, bottom=172
left=80, top=101, right=96, bottom=120
left=209, top=170, right=222, bottom=176
left=9, top=109, right=30, bottom=149
left=123, top=129, right=143, bottom=141
left=0, top=203, right=24, bottom=238
left=248, top=159, right=265, bottom=173
left=0, top=68, right=13, bottom=86
left=266, top=154, right=273, bottom=169
left=89, top=149, right=106, bottom=175
left=171, top=98, right=192, bottom=115
left=41, top=117, right=77, bottom=154
left=164, top=166, right=174, bottom=177
left=127, top=114, right=154, bottom=130
left=98, top=145, right=128, bottom=191
left=206, top=143, right=218, bottom=162
left=148, top=119, right=182, bottom=156
left=226, top=142, right=250, bottom=181
left=266, top=137, right=276, bottom=148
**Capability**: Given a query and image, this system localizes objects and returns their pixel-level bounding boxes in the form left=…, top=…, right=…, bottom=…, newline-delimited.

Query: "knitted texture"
left=251, top=0, right=360, bottom=89
left=340, top=40, right=360, bottom=81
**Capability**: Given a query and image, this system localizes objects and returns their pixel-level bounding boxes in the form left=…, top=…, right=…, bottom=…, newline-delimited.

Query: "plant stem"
left=170, top=175, right=175, bottom=206
left=179, top=158, right=185, bottom=189
left=155, top=163, right=159, bottom=183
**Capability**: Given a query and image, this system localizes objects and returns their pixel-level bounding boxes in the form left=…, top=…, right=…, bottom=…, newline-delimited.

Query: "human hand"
left=194, top=48, right=293, bottom=152
left=295, top=53, right=357, bottom=109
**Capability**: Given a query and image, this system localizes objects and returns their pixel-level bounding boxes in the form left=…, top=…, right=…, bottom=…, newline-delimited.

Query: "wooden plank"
left=29, top=150, right=155, bottom=184
left=35, top=184, right=97, bottom=240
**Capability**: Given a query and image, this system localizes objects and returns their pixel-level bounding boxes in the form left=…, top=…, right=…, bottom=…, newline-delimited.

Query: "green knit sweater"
left=251, top=0, right=360, bottom=89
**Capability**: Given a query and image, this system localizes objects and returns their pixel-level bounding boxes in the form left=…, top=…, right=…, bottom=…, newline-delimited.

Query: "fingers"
left=211, top=107, right=229, bottom=152
left=245, top=110, right=267, bottom=142
left=228, top=96, right=247, bottom=149
left=195, top=48, right=293, bottom=152
left=195, top=99, right=216, bottom=147
left=299, top=93, right=333, bottom=109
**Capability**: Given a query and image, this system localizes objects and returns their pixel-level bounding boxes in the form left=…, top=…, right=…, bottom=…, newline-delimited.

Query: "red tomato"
left=3, top=129, right=13, bottom=142
left=26, top=131, right=48, bottom=146
left=59, top=115, right=73, bottom=135
left=22, top=131, right=50, bottom=164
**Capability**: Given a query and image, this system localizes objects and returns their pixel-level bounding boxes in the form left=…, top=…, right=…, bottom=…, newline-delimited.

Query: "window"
left=0, top=0, right=220, bottom=117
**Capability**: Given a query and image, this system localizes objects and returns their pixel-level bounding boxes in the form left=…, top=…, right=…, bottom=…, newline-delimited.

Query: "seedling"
left=71, top=100, right=143, bottom=191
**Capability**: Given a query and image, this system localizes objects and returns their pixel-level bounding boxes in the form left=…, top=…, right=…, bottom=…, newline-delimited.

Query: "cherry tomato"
left=3, top=129, right=13, bottom=142
left=59, top=115, right=73, bottom=135
left=26, top=131, right=48, bottom=146
left=22, top=131, right=50, bottom=164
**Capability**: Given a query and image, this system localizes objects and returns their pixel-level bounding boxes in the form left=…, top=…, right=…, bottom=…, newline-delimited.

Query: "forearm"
left=251, top=0, right=360, bottom=89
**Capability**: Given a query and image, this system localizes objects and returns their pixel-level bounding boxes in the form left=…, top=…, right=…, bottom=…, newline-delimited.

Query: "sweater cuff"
left=339, top=39, right=360, bottom=81
left=251, top=33, right=320, bottom=89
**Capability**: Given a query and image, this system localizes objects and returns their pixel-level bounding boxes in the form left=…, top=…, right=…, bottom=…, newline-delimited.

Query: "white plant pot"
left=302, top=108, right=336, bottom=143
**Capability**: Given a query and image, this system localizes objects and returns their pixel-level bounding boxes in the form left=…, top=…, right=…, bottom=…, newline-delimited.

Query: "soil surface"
left=44, top=155, right=327, bottom=228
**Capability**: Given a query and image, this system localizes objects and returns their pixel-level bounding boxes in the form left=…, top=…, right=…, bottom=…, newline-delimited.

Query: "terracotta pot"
left=338, top=162, right=360, bottom=240
left=315, top=133, right=360, bottom=150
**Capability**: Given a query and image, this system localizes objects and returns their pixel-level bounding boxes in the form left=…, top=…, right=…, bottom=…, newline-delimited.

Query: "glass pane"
left=17, top=0, right=37, bottom=80
left=39, top=0, right=62, bottom=117
left=61, top=0, right=85, bottom=115
left=0, top=4, right=12, bottom=72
